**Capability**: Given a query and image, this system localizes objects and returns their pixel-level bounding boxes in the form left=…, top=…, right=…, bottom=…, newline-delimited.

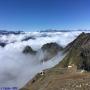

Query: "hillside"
left=58, top=32, right=90, bottom=70
left=20, top=32, right=90, bottom=90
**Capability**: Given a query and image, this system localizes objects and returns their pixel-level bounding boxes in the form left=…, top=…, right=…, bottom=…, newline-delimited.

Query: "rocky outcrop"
left=41, top=43, right=63, bottom=52
left=23, top=46, right=36, bottom=55
left=23, top=43, right=63, bottom=62
left=41, top=43, right=63, bottom=61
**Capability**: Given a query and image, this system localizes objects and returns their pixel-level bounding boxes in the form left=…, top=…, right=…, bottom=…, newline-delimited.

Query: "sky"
left=0, top=0, right=90, bottom=31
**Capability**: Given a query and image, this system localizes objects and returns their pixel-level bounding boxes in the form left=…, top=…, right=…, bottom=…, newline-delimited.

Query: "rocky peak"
left=41, top=42, right=63, bottom=53
left=23, top=46, right=36, bottom=55
left=41, top=42, right=63, bottom=61
left=59, top=32, right=90, bottom=71
left=64, top=32, right=90, bottom=52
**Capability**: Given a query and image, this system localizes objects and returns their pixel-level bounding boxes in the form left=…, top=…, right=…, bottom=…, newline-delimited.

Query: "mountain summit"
left=59, top=32, right=90, bottom=71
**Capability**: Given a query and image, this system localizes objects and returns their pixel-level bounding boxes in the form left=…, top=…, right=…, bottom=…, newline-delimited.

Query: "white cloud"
left=0, top=30, right=89, bottom=88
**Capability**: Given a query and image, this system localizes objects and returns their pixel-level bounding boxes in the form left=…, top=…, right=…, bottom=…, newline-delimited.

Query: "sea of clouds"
left=0, top=31, right=89, bottom=89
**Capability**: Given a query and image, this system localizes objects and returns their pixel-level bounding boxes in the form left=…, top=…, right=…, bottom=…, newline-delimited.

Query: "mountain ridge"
left=20, top=32, right=90, bottom=90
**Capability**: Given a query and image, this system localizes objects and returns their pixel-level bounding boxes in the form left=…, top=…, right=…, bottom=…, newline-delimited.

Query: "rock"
left=41, top=42, right=63, bottom=61
left=23, top=46, right=36, bottom=55
left=41, top=42, right=63, bottom=51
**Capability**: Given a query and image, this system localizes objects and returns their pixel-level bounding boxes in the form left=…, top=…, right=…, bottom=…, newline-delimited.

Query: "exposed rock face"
left=41, top=43, right=63, bottom=61
left=23, top=46, right=36, bottom=55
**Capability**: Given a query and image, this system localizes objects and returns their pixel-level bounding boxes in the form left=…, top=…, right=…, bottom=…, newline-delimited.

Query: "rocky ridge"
left=21, top=32, right=90, bottom=90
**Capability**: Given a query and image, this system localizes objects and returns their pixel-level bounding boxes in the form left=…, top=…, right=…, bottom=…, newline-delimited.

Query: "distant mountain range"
left=40, top=29, right=90, bottom=32
left=0, top=29, right=90, bottom=34
left=0, top=30, right=24, bottom=35
left=0, top=30, right=90, bottom=47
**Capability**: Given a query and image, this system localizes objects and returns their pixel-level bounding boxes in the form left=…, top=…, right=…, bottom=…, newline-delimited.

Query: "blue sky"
left=0, top=0, right=90, bottom=31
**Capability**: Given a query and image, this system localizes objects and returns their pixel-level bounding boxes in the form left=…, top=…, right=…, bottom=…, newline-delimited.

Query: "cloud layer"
left=0, top=31, right=89, bottom=88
